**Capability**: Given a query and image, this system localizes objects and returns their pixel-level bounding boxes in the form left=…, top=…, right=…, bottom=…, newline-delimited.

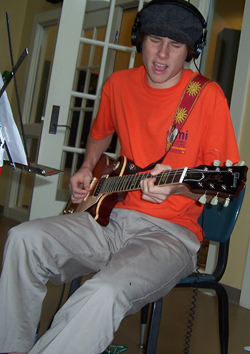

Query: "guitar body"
left=64, top=154, right=128, bottom=226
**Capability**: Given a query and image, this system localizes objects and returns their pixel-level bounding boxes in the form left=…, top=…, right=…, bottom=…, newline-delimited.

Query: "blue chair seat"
left=179, top=273, right=216, bottom=284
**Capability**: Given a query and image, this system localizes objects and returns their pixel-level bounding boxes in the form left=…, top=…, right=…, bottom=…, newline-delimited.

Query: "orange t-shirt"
left=91, top=67, right=240, bottom=241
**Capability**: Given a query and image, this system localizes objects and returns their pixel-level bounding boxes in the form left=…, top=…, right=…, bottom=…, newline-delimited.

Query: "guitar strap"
left=126, top=73, right=211, bottom=173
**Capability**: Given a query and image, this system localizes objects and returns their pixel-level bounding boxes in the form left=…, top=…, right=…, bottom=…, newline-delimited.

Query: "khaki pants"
left=0, top=209, right=200, bottom=354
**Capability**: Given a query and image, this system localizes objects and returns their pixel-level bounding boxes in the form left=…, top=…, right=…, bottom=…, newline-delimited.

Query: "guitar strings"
left=100, top=169, right=186, bottom=193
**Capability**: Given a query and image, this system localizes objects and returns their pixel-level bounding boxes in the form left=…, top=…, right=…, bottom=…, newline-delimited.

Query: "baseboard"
left=223, top=284, right=241, bottom=305
left=198, top=285, right=241, bottom=305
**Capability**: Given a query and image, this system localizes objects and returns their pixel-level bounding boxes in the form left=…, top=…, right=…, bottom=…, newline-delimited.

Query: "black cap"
left=140, top=1, right=205, bottom=46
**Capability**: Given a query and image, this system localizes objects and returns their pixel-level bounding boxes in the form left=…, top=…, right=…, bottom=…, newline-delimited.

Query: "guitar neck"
left=98, top=168, right=187, bottom=195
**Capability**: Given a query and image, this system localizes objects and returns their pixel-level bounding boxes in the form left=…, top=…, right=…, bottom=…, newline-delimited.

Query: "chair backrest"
left=198, top=185, right=245, bottom=243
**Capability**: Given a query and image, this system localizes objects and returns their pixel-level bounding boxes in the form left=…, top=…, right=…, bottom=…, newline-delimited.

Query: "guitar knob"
left=223, top=197, right=230, bottom=207
left=199, top=193, right=206, bottom=204
left=211, top=195, right=218, bottom=205
left=234, top=160, right=245, bottom=166
left=213, top=160, right=221, bottom=166
left=226, top=160, right=233, bottom=167
left=63, top=208, right=74, bottom=214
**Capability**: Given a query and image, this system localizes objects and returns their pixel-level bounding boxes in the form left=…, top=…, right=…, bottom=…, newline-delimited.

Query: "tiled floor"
left=1, top=214, right=250, bottom=353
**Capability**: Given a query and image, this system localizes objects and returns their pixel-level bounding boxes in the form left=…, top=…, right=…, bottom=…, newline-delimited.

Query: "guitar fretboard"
left=95, top=168, right=187, bottom=195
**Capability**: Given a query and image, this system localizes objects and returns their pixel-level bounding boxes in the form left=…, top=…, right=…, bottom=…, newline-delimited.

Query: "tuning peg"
left=223, top=197, right=230, bottom=207
left=199, top=193, right=207, bottom=204
left=226, top=160, right=233, bottom=167
left=213, top=160, right=221, bottom=166
left=234, top=160, right=245, bottom=166
left=211, top=194, right=218, bottom=205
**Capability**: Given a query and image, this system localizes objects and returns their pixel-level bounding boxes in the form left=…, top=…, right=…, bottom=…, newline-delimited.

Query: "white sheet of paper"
left=0, top=75, right=27, bottom=166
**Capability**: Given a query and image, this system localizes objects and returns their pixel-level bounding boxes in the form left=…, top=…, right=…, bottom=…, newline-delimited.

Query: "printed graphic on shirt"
left=170, top=130, right=188, bottom=155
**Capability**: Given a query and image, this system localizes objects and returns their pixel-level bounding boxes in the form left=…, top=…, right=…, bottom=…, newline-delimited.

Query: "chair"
left=139, top=185, right=246, bottom=354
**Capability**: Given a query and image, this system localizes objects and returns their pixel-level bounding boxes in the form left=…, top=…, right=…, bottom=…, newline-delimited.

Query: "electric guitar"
left=64, top=154, right=247, bottom=226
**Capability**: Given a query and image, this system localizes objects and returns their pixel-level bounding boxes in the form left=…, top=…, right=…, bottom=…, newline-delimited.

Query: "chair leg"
left=145, top=298, right=163, bottom=354
left=139, top=304, right=150, bottom=348
left=213, top=282, right=229, bottom=354
left=198, top=281, right=229, bottom=354
left=68, top=276, right=82, bottom=298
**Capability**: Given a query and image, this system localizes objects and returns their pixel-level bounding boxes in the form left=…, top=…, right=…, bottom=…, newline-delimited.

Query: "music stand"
left=0, top=13, right=62, bottom=177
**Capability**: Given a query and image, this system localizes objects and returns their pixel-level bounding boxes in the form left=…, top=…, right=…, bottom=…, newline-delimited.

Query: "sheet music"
left=0, top=74, right=27, bottom=166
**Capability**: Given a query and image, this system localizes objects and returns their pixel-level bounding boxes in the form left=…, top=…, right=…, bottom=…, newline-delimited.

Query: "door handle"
left=49, top=105, right=60, bottom=134
left=49, top=105, right=71, bottom=134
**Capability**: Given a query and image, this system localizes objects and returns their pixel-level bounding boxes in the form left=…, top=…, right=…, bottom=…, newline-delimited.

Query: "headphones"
left=131, top=0, right=207, bottom=62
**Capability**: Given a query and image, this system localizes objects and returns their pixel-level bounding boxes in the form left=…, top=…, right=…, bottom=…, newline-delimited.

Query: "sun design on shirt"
left=187, top=81, right=201, bottom=96
left=174, top=108, right=188, bottom=123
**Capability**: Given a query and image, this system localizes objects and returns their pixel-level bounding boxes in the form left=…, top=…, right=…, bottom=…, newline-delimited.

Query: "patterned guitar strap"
left=126, top=73, right=211, bottom=173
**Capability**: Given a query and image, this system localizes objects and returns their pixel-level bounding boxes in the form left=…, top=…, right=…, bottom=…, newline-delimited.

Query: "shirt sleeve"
left=91, top=80, right=115, bottom=140
left=198, top=82, right=240, bottom=166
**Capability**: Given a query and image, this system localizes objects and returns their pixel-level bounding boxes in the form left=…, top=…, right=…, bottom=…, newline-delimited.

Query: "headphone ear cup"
left=131, top=14, right=142, bottom=53
left=131, top=24, right=137, bottom=46
left=186, top=53, right=193, bottom=62
left=186, top=29, right=207, bottom=62
left=136, top=40, right=143, bottom=53
left=195, top=28, right=207, bottom=57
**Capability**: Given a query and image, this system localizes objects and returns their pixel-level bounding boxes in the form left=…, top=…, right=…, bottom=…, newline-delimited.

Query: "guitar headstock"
left=183, top=162, right=247, bottom=205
